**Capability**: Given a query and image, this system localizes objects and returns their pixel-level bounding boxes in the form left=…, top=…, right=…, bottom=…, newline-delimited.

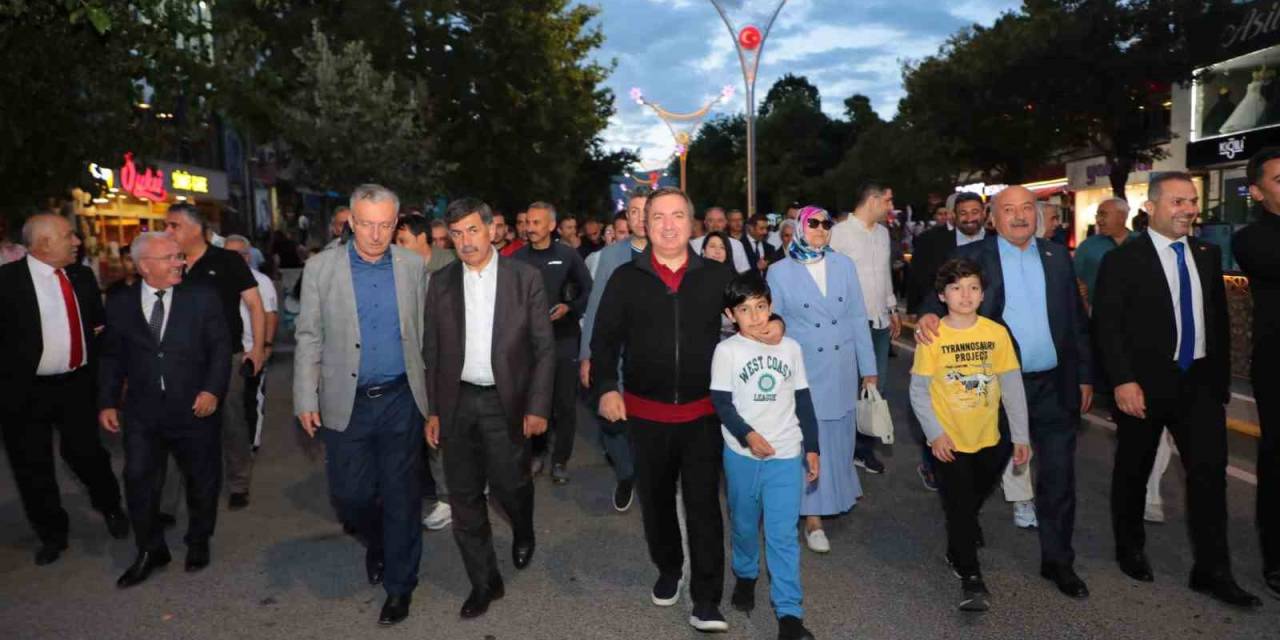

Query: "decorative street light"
left=708, top=0, right=787, bottom=217
left=630, top=86, right=735, bottom=194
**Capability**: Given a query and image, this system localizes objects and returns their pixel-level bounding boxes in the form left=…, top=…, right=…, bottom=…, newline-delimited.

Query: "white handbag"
left=856, top=386, right=894, bottom=444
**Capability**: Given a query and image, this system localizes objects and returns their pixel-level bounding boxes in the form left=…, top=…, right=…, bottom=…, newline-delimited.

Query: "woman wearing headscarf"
left=766, top=206, right=878, bottom=553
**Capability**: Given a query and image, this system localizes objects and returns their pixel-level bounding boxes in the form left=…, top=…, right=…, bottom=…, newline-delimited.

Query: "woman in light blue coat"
left=767, top=206, right=878, bottom=553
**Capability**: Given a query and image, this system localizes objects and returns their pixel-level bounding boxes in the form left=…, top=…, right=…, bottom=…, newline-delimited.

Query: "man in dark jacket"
left=591, top=187, right=736, bottom=633
left=513, top=201, right=592, bottom=483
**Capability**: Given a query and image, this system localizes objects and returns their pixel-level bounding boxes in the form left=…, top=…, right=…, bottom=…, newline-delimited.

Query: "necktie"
left=55, top=268, right=84, bottom=369
left=1171, top=243, right=1195, bottom=371
left=149, top=290, right=167, bottom=343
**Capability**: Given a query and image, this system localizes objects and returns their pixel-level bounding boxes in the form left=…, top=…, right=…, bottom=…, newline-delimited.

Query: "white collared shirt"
left=830, top=218, right=897, bottom=328
left=460, top=250, right=499, bottom=386
left=239, top=268, right=277, bottom=353
left=28, top=255, right=86, bottom=375
left=141, top=280, right=174, bottom=342
left=956, top=228, right=986, bottom=246
left=1147, top=229, right=1206, bottom=361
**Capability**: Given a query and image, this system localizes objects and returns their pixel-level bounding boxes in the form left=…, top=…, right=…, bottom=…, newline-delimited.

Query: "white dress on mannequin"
left=1221, top=70, right=1272, bottom=133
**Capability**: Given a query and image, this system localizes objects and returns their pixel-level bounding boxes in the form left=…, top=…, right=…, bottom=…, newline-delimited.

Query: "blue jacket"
left=922, top=235, right=1092, bottom=413
left=580, top=240, right=641, bottom=361
left=767, top=253, right=877, bottom=420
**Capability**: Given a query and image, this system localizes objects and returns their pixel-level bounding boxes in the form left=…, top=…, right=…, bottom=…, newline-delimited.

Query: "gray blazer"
left=293, top=244, right=429, bottom=431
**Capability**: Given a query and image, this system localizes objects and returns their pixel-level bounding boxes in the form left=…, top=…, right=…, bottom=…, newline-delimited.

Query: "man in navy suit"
left=99, top=232, right=231, bottom=588
left=918, top=185, right=1094, bottom=599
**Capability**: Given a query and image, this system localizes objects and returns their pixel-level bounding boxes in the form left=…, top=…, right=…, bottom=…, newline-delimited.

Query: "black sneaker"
left=228, top=492, right=249, bottom=510
left=550, top=463, right=569, bottom=485
left=945, top=552, right=961, bottom=578
left=854, top=452, right=885, bottom=474
left=651, top=573, right=682, bottom=606
left=917, top=463, right=938, bottom=491
left=613, top=479, right=634, bottom=512
left=689, top=603, right=728, bottom=632
left=959, top=573, right=991, bottom=612
left=777, top=615, right=816, bottom=640
left=730, top=577, right=756, bottom=613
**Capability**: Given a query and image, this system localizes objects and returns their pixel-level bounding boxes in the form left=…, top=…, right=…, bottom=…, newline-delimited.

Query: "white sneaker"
left=422, top=502, right=452, bottom=530
left=805, top=528, right=831, bottom=553
left=1143, top=502, right=1165, bottom=524
left=1013, top=500, right=1038, bottom=529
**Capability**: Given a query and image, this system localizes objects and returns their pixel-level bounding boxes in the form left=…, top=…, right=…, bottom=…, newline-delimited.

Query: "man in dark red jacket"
left=591, top=187, right=735, bottom=633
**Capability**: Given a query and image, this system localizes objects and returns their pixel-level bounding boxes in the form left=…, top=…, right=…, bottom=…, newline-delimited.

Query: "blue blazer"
left=768, top=253, right=877, bottom=420
left=922, top=235, right=1092, bottom=413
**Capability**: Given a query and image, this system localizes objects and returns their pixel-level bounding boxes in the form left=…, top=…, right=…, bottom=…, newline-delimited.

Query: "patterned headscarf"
left=787, top=205, right=833, bottom=264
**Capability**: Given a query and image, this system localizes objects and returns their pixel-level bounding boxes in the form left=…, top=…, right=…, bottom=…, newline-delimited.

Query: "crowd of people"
left=1, top=147, right=1279, bottom=639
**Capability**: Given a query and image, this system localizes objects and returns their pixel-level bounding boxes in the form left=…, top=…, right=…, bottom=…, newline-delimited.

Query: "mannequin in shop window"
left=1222, top=67, right=1275, bottom=134
left=1202, top=86, right=1236, bottom=137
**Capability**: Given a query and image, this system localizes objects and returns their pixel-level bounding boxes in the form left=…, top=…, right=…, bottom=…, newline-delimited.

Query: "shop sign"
left=955, top=182, right=1007, bottom=197
left=1187, top=124, right=1280, bottom=166
left=88, top=163, right=115, bottom=190
left=171, top=170, right=209, bottom=194
left=1210, top=1, right=1280, bottom=62
left=119, top=152, right=167, bottom=201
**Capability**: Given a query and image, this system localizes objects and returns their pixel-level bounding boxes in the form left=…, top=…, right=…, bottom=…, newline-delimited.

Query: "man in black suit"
left=98, top=232, right=231, bottom=588
left=1095, top=172, right=1261, bottom=608
left=0, top=213, right=126, bottom=565
left=919, top=185, right=1094, bottom=599
left=423, top=197, right=555, bottom=619
left=743, top=213, right=781, bottom=273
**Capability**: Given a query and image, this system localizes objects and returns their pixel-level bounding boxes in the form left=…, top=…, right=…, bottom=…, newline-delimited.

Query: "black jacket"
left=1093, top=233, right=1230, bottom=404
left=590, top=247, right=735, bottom=404
left=907, top=225, right=956, bottom=315
left=98, top=281, right=232, bottom=421
left=0, top=258, right=104, bottom=418
left=511, top=241, right=593, bottom=358
left=1233, top=206, right=1280, bottom=358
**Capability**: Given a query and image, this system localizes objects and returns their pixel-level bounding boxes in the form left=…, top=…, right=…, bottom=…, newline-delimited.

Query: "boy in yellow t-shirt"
left=910, top=258, right=1032, bottom=613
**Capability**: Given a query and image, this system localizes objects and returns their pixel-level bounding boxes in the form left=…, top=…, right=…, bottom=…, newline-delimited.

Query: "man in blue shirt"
left=1074, top=198, right=1135, bottom=307
left=294, top=185, right=431, bottom=627
left=918, top=185, right=1094, bottom=600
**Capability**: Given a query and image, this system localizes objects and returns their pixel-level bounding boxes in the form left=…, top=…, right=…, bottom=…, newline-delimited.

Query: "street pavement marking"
left=891, top=339, right=1258, bottom=487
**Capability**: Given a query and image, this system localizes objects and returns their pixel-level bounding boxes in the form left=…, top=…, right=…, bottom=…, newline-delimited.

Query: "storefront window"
left=1192, top=43, right=1280, bottom=142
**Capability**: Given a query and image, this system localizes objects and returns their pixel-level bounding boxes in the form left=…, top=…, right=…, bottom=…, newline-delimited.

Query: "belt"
left=1022, top=368, right=1057, bottom=380
left=356, top=374, right=408, bottom=399
left=461, top=381, right=497, bottom=391
left=35, top=368, right=83, bottom=384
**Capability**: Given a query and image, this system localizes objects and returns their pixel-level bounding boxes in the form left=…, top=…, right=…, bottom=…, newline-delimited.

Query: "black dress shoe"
left=731, top=576, right=756, bottom=613
left=103, top=510, right=130, bottom=539
left=512, top=538, right=535, bottom=570
left=378, top=593, right=412, bottom=626
left=1040, top=564, right=1090, bottom=599
left=1117, top=551, right=1154, bottom=582
left=1265, top=570, right=1280, bottom=599
left=1190, top=573, right=1263, bottom=609
left=185, top=544, right=210, bottom=572
left=117, top=548, right=172, bottom=588
left=157, top=512, right=177, bottom=528
left=228, top=492, right=250, bottom=510
left=366, top=547, right=385, bottom=585
left=460, top=578, right=505, bottom=619
left=35, top=542, right=68, bottom=566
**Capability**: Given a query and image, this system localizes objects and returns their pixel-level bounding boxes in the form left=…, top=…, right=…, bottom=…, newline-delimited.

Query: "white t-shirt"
left=239, top=268, right=278, bottom=353
left=710, top=334, right=809, bottom=460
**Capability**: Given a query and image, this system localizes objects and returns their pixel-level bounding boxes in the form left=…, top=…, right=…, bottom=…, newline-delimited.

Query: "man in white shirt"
left=692, top=206, right=751, bottom=273
left=830, top=183, right=901, bottom=475
left=225, top=235, right=277, bottom=449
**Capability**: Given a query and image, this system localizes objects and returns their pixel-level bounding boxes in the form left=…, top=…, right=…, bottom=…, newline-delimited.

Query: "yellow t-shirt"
left=910, top=316, right=1021, bottom=453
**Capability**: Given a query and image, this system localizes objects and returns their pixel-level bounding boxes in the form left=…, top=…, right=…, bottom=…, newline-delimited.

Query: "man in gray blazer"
left=579, top=188, right=648, bottom=512
left=293, top=184, right=430, bottom=627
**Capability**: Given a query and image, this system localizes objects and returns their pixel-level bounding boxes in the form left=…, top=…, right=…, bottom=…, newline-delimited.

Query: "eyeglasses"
left=806, top=219, right=834, bottom=230
left=140, top=253, right=186, bottom=262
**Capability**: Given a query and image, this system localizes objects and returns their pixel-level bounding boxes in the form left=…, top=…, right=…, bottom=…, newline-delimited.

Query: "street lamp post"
left=709, top=0, right=787, bottom=218
left=630, top=87, right=734, bottom=195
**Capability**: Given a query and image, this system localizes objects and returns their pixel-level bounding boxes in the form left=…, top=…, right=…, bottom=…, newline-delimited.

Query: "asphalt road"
left=1, top=349, right=1276, bottom=639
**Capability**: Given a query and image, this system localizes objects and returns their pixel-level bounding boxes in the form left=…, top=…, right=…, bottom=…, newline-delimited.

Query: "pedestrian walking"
left=294, top=184, right=432, bottom=626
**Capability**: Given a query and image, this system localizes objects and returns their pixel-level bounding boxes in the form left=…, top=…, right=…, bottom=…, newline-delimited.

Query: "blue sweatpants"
left=724, top=448, right=805, bottom=619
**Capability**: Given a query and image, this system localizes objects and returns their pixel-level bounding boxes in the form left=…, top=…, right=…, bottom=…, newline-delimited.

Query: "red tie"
left=55, top=268, right=84, bottom=369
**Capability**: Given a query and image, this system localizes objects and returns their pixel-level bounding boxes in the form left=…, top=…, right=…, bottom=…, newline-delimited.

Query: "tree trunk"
left=1109, top=155, right=1134, bottom=199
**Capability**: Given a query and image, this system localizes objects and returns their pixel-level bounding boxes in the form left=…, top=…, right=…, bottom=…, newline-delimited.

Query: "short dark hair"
left=723, top=271, right=771, bottom=311
left=429, top=219, right=447, bottom=233
left=445, top=197, right=493, bottom=225
left=748, top=213, right=769, bottom=227
left=397, top=213, right=430, bottom=238
left=952, top=191, right=983, bottom=209
left=167, top=202, right=206, bottom=230
left=1147, top=171, right=1195, bottom=202
left=628, top=186, right=652, bottom=201
left=613, top=211, right=629, bottom=224
left=935, top=257, right=985, bottom=295
left=854, top=183, right=887, bottom=210
left=645, top=187, right=694, bottom=218
left=1248, top=147, right=1280, bottom=185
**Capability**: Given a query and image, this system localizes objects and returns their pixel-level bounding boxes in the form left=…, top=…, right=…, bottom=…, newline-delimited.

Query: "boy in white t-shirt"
left=711, top=273, right=820, bottom=640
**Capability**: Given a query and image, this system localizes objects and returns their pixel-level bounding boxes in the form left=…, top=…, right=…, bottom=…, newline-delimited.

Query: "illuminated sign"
left=119, top=152, right=167, bottom=201
left=88, top=163, right=115, bottom=190
left=171, top=170, right=209, bottom=194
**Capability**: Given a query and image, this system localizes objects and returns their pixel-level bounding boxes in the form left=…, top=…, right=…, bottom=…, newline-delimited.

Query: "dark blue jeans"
left=321, top=382, right=423, bottom=596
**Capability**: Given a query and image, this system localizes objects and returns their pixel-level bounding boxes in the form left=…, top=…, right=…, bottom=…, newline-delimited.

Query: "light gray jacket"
left=293, top=244, right=429, bottom=431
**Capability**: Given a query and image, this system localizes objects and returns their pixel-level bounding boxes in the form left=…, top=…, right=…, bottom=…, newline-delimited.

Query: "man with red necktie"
left=0, top=213, right=127, bottom=566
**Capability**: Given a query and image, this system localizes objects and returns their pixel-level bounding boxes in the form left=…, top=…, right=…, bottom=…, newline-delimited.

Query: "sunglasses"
left=806, top=218, right=834, bottom=230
